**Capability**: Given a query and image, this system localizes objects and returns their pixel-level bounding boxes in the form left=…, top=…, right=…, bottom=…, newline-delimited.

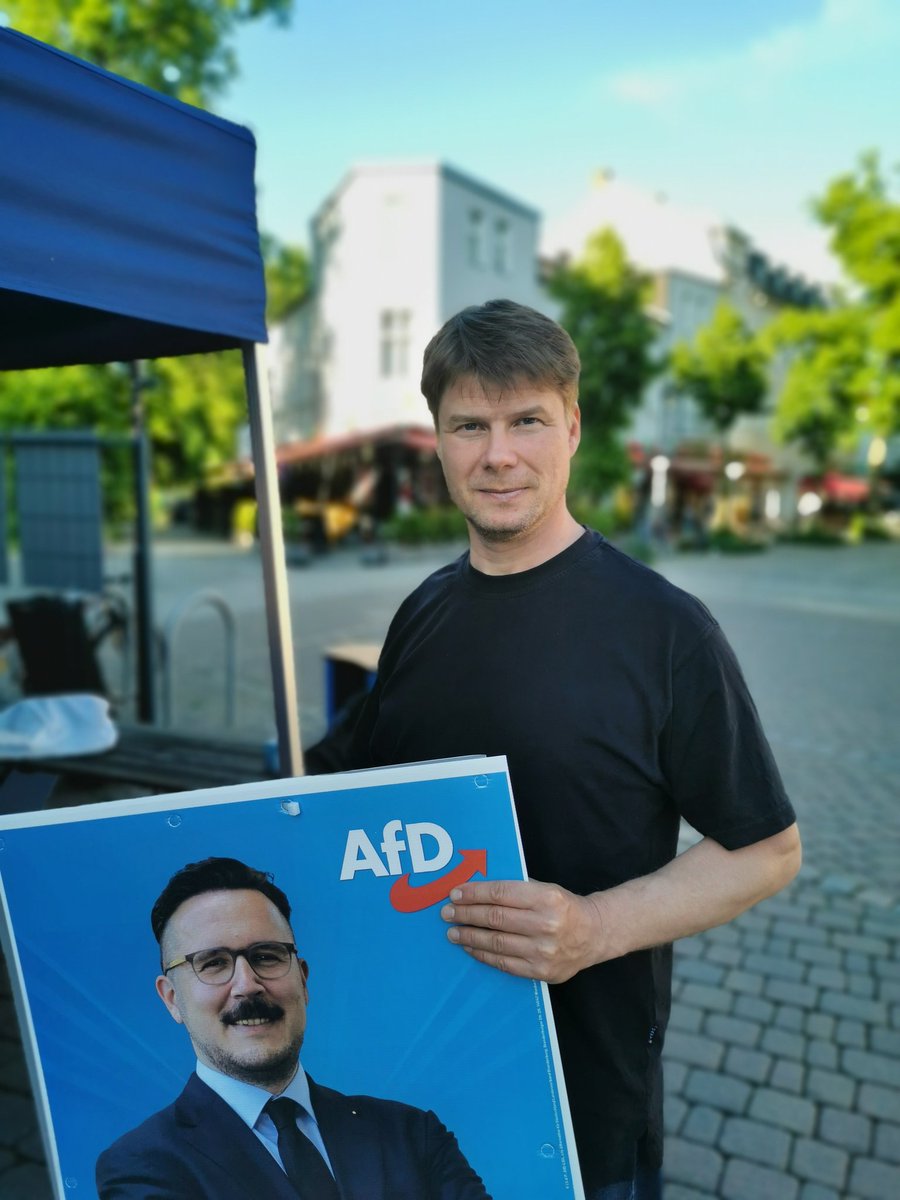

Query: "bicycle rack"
left=158, top=590, right=237, bottom=728
left=97, top=582, right=133, bottom=707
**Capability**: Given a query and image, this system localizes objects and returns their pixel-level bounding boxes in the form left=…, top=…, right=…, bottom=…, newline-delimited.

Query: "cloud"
left=604, top=0, right=900, bottom=112
left=606, top=59, right=724, bottom=110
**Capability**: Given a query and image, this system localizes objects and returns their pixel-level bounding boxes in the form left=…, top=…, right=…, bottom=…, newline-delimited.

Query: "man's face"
left=435, top=378, right=580, bottom=546
left=156, top=889, right=309, bottom=1093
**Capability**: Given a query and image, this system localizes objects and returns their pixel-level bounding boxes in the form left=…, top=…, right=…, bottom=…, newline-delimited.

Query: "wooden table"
left=1, top=723, right=272, bottom=807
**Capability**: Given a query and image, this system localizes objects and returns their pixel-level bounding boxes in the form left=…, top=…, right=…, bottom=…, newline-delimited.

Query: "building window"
left=467, top=209, right=486, bottom=267
left=380, top=310, right=411, bottom=377
left=494, top=218, right=512, bottom=273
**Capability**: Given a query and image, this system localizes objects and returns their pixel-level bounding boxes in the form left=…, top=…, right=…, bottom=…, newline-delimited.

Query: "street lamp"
left=724, top=460, right=746, bottom=482
left=798, top=492, right=823, bottom=517
left=867, top=436, right=887, bottom=470
left=649, top=454, right=670, bottom=509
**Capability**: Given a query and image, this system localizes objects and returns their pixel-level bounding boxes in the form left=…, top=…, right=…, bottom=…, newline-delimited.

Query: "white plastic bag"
left=0, top=694, right=118, bottom=759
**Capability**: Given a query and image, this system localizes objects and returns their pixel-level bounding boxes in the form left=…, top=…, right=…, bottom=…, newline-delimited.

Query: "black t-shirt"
left=349, top=530, right=795, bottom=1191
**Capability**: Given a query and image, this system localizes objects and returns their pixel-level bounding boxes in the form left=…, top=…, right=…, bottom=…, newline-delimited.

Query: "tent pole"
left=129, top=361, right=157, bottom=723
left=242, top=341, right=303, bottom=776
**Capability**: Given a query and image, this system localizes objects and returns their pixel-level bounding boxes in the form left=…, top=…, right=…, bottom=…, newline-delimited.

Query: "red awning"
left=276, top=425, right=437, bottom=467
left=800, top=472, right=870, bottom=503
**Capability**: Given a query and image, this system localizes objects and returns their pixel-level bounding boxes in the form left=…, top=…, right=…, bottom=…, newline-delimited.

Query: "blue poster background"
left=0, top=759, right=581, bottom=1199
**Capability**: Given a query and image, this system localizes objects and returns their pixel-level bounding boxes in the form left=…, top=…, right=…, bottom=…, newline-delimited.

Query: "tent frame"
left=0, top=25, right=303, bottom=776
left=243, top=342, right=302, bottom=773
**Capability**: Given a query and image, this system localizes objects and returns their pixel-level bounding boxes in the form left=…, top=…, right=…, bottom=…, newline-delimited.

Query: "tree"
left=143, top=352, right=247, bottom=487
left=670, top=301, right=769, bottom=445
left=548, top=229, right=659, bottom=496
left=816, top=152, right=900, bottom=309
left=8, top=0, right=293, bottom=106
left=0, top=363, right=137, bottom=518
left=263, top=235, right=311, bottom=324
left=769, top=154, right=900, bottom=465
left=764, top=308, right=868, bottom=470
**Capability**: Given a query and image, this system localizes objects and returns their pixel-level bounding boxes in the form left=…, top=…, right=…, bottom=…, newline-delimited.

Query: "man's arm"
left=96, top=1154, right=188, bottom=1200
left=441, top=823, right=801, bottom=984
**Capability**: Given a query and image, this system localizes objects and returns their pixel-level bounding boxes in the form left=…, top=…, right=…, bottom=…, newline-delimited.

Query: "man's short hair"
left=151, top=857, right=292, bottom=945
left=420, top=298, right=580, bottom=419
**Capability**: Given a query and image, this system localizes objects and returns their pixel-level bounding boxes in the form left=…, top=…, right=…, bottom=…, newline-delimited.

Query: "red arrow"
left=389, top=849, right=488, bottom=913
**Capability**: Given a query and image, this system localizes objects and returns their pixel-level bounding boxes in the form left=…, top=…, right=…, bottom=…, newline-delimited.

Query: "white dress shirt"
left=196, top=1059, right=335, bottom=1177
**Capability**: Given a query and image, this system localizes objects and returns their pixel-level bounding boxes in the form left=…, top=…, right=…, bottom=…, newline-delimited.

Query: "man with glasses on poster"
left=96, top=856, right=490, bottom=1200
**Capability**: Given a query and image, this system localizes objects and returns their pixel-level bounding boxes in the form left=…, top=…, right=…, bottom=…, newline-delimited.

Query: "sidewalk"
left=1, top=540, right=898, bottom=1198
left=664, top=856, right=900, bottom=1199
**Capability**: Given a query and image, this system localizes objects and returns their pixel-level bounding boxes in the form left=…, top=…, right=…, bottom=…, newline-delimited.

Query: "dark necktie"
left=265, top=1097, right=340, bottom=1200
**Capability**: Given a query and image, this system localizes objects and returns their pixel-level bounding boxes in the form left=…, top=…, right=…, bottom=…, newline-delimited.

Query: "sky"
left=215, top=0, right=898, bottom=284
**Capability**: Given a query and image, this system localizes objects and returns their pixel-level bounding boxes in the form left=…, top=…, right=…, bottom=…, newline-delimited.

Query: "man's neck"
left=196, top=1057, right=300, bottom=1097
left=468, top=510, right=583, bottom=575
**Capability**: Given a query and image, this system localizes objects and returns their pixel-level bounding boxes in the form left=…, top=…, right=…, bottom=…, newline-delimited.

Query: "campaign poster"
left=0, top=756, right=583, bottom=1199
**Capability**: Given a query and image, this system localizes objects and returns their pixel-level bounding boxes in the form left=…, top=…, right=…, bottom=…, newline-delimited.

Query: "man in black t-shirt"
left=347, top=299, right=801, bottom=1200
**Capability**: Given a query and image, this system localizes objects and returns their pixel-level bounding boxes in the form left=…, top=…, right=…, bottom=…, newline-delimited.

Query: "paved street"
left=1, top=537, right=898, bottom=1198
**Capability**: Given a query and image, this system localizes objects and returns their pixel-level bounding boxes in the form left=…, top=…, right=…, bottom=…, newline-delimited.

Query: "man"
left=346, top=299, right=801, bottom=1199
left=96, top=857, right=490, bottom=1200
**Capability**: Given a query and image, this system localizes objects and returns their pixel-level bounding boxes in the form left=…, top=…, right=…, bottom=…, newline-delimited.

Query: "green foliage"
left=771, top=154, right=900, bottom=465
left=675, top=534, right=710, bottom=554
left=764, top=307, right=868, bottom=468
left=548, top=229, right=659, bottom=498
left=776, top=523, right=846, bottom=546
left=567, top=498, right=619, bottom=537
left=846, top=512, right=893, bottom=543
left=262, top=235, right=310, bottom=323
left=0, top=351, right=247, bottom=504
left=145, top=351, right=247, bottom=486
left=384, top=506, right=469, bottom=545
left=0, top=363, right=136, bottom=519
left=707, top=527, right=767, bottom=555
left=815, top=152, right=900, bottom=305
left=568, top=436, right=632, bottom=501
left=9, top=0, right=293, bottom=106
left=0, top=363, right=130, bottom=432
left=670, top=302, right=769, bottom=436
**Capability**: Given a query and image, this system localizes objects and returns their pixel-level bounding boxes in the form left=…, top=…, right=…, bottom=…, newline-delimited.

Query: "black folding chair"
left=6, top=594, right=108, bottom=696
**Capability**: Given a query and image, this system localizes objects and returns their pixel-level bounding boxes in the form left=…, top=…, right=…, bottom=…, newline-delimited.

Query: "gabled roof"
left=311, top=160, right=539, bottom=231
left=542, top=171, right=725, bottom=284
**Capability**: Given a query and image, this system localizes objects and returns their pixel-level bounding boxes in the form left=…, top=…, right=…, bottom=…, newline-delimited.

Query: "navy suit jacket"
left=95, top=1073, right=491, bottom=1199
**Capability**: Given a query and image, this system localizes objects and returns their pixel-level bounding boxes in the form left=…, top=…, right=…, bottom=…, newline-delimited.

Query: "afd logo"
left=340, top=819, right=487, bottom=913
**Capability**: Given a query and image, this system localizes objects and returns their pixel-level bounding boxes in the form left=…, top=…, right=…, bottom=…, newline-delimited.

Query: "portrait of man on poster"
left=96, top=856, right=490, bottom=1200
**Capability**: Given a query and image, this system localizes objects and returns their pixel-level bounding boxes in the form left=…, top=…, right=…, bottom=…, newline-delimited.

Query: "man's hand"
left=440, top=826, right=802, bottom=985
left=440, top=879, right=606, bottom=984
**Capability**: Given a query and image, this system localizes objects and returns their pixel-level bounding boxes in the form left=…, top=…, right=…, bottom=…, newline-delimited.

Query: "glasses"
left=163, top=941, right=298, bottom=986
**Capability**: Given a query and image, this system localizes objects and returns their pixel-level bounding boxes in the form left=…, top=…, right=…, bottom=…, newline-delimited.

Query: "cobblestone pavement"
left=0, top=539, right=898, bottom=1199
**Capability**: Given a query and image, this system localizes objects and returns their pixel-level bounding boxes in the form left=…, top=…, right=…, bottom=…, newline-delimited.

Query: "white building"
left=544, top=170, right=730, bottom=452
left=269, top=161, right=549, bottom=444
left=266, top=161, right=830, bottom=528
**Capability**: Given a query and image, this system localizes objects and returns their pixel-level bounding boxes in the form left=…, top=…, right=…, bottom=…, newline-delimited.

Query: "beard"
left=206, top=1039, right=303, bottom=1088
left=448, top=478, right=543, bottom=545
left=465, top=516, right=528, bottom=542
left=195, top=996, right=305, bottom=1089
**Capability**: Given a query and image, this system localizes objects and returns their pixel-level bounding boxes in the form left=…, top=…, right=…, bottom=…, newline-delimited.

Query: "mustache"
left=222, top=997, right=285, bottom=1026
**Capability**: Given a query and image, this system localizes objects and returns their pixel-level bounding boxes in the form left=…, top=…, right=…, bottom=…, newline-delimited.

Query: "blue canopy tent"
left=0, top=26, right=302, bottom=774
